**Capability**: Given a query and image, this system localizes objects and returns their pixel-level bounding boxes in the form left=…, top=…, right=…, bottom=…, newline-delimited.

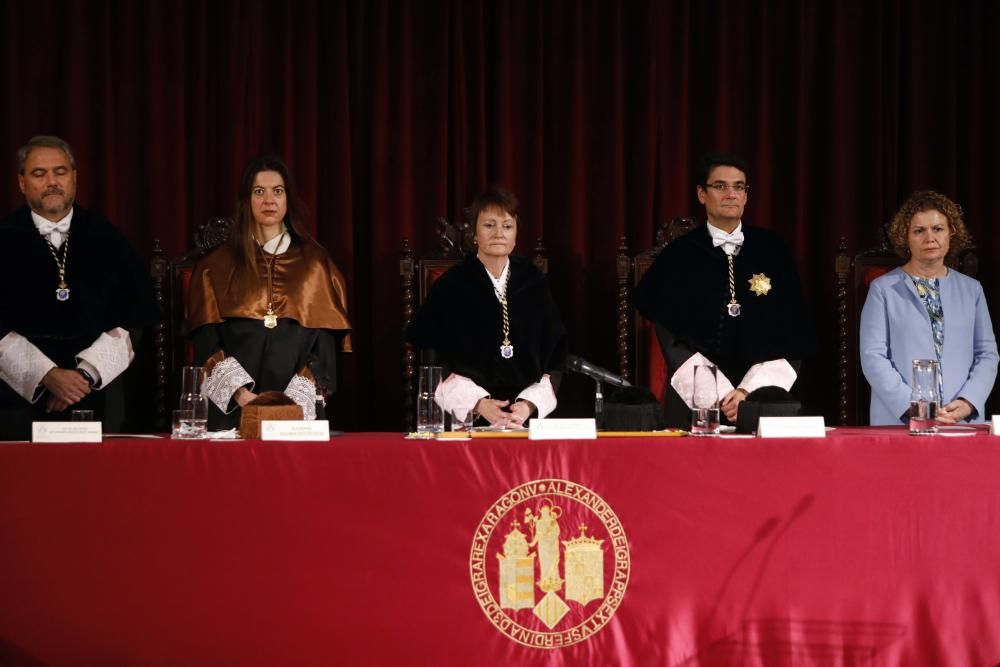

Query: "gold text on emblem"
left=748, top=273, right=772, bottom=296
left=470, top=479, right=630, bottom=649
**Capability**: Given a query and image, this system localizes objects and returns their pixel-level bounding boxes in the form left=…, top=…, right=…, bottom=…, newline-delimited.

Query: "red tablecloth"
left=2, top=428, right=1000, bottom=666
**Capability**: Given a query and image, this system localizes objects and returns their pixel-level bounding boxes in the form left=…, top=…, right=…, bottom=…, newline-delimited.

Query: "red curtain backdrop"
left=1, top=1, right=998, bottom=430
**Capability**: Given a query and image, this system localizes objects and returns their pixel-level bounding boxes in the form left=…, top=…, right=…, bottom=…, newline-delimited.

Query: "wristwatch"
left=75, top=367, right=96, bottom=387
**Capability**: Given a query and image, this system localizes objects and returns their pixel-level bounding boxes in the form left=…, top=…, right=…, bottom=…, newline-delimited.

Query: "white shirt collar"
left=31, top=208, right=74, bottom=248
left=257, top=227, right=291, bottom=255
left=484, top=258, right=510, bottom=300
left=707, top=221, right=744, bottom=255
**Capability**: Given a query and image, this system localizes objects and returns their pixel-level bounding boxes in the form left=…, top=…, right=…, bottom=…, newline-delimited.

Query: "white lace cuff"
left=76, top=328, right=134, bottom=389
left=285, top=374, right=316, bottom=421
left=203, top=357, right=254, bottom=413
left=0, top=332, right=57, bottom=403
left=435, top=373, right=489, bottom=420
left=516, top=375, right=558, bottom=418
left=738, top=359, right=797, bottom=394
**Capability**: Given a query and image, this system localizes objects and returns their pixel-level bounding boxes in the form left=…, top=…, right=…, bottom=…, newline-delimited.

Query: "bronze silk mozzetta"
left=187, top=240, right=352, bottom=351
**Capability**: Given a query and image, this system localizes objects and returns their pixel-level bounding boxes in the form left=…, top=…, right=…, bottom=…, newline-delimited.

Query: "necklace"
left=46, top=233, right=71, bottom=301
left=726, top=254, right=741, bottom=317
left=256, top=231, right=286, bottom=328
left=494, top=269, right=514, bottom=359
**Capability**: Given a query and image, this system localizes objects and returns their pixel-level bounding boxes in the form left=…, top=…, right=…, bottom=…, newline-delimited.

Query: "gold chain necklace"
left=494, top=269, right=514, bottom=359
left=726, top=254, right=741, bottom=317
left=256, top=231, right=286, bottom=328
left=46, top=233, right=71, bottom=301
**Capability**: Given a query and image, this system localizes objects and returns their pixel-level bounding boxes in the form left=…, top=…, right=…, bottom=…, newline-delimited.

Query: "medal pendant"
left=500, top=344, right=514, bottom=359
left=727, top=302, right=741, bottom=318
left=264, top=311, right=278, bottom=329
left=56, top=284, right=70, bottom=301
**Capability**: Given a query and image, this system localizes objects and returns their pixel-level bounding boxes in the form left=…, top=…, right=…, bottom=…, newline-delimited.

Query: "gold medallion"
left=264, top=310, right=278, bottom=328
left=470, top=479, right=630, bottom=649
left=748, top=273, right=772, bottom=296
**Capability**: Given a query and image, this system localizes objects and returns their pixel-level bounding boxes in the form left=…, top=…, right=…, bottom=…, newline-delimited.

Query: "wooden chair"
left=150, top=218, right=232, bottom=431
left=834, top=230, right=978, bottom=426
left=615, top=217, right=699, bottom=403
left=400, top=218, right=549, bottom=429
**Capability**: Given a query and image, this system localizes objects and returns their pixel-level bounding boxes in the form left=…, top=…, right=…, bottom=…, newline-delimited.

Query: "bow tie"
left=712, top=230, right=744, bottom=249
left=35, top=219, right=71, bottom=248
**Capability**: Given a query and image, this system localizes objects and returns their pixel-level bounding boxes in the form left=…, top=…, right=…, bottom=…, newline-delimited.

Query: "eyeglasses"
left=704, top=182, right=749, bottom=194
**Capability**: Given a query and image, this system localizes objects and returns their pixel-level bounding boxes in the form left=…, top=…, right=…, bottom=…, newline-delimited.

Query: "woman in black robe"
left=405, top=187, right=566, bottom=427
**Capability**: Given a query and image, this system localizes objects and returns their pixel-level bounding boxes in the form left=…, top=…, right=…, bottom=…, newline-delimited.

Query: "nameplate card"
left=529, top=418, right=597, bottom=440
left=757, top=416, right=826, bottom=438
left=259, top=420, right=330, bottom=441
left=32, top=422, right=102, bottom=443
left=991, top=415, right=1000, bottom=435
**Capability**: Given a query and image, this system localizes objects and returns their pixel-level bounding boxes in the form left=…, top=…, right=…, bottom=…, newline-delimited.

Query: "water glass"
left=178, top=366, right=209, bottom=439
left=909, top=359, right=940, bottom=435
left=690, top=364, right=721, bottom=436
left=171, top=409, right=194, bottom=439
left=416, top=366, right=444, bottom=434
left=449, top=405, right=475, bottom=434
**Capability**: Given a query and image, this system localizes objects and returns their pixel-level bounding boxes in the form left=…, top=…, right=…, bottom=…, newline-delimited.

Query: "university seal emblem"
left=469, top=479, right=631, bottom=648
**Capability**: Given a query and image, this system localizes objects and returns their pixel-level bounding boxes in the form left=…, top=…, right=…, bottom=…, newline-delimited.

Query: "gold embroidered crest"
left=748, top=273, right=772, bottom=296
left=470, top=479, right=630, bottom=649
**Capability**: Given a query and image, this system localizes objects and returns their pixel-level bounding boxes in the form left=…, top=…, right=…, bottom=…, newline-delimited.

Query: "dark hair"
left=229, top=154, right=311, bottom=299
left=466, top=186, right=520, bottom=228
left=887, top=190, right=971, bottom=262
left=17, top=135, right=76, bottom=173
left=696, top=152, right=750, bottom=186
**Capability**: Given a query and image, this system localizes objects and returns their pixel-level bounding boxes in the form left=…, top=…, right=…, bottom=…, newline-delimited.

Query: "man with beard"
left=0, top=136, right=158, bottom=439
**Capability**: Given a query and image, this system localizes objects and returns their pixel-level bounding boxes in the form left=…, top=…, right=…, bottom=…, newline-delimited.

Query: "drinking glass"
left=909, top=359, right=940, bottom=435
left=171, top=409, right=194, bottom=439
left=690, top=364, right=721, bottom=436
left=449, top=405, right=475, bottom=434
left=416, top=366, right=444, bottom=434
left=178, top=366, right=209, bottom=439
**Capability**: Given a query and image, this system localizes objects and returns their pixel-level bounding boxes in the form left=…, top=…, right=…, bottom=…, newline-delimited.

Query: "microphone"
left=566, top=355, right=631, bottom=388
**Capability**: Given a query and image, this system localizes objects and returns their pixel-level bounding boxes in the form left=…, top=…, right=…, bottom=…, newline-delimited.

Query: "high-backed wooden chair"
left=400, top=217, right=549, bottom=429
left=834, top=231, right=978, bottom=426
left=150, top=218, right=232, bottom=431
left=615, top=217, right=699, bottom=402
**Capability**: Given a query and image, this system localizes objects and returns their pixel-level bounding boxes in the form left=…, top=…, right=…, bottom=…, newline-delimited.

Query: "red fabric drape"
left=2, top=0, right=998, bottom=429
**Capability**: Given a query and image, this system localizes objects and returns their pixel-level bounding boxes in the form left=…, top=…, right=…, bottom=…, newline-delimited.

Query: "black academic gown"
left=0, top=206, right=159, bottom=439
left=631, top=223, right=815, bottom=426
left=405, top=254, right=567, bottom=404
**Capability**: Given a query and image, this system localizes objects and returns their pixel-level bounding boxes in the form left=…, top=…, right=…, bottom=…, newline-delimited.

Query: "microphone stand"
left=593, top=378, right=604, bottom=430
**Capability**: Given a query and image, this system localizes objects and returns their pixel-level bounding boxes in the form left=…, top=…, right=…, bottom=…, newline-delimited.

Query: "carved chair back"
left=150, top=218, right=232, bottom=430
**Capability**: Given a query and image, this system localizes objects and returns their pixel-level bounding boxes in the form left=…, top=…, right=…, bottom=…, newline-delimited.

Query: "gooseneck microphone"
left=566, top=355, right=632, bottom=388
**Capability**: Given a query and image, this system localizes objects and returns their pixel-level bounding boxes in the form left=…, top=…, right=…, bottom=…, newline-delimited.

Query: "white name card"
left=32, top=422, right=102, bottom=443
left=259, top=420, right=330, bottom=441
left=757, top=416, right=826, bottom=438
left=991, top=415, right=1000, bottom=435
left=529, top=418, right=597, bottom=440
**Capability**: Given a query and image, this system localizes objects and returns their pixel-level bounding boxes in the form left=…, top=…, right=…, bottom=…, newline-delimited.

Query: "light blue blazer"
left=860, top=267, right=999, bottom=425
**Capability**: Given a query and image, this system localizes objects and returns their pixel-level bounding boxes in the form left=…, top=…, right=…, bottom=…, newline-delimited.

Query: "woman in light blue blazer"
left=861, top=191, right=998, bottom=425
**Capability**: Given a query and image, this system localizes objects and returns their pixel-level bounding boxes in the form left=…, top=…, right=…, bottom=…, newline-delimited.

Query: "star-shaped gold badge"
left=748, top=273, right=772, bottom=296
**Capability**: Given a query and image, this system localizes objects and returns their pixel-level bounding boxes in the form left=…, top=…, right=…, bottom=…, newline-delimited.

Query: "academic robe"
left=0, top=205, right=159, bottom=438
left=631, top=223, right=815, bottom=426
left=186, top=237, right=351, bottom=430
left=405, top=254, right=567, bottom=404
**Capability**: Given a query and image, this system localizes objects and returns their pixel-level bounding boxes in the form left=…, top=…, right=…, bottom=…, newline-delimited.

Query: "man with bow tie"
left=632, top=152, right=815, bottom=428
left=0, top=135, right=158, bottom=439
